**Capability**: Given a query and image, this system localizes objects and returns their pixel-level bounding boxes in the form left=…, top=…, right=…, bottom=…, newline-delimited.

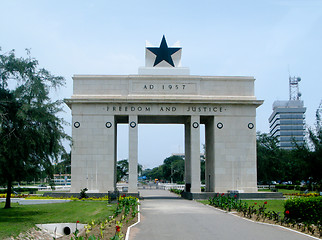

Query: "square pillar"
left=71, top=114, right=116, bottom=193
left=213, top=116, right=258, bottom=193
left=185, top=115, right=201, bottom=193
left=128, top=115, right=138, bottom=193
left=185, top=120, right=191, bottom=192
left=205, top=116, right=215, bottom=192
left=114, top=120, right=118, bottom=191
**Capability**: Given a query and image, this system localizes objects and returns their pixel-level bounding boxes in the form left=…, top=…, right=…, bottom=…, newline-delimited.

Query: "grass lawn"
left=276, top=189, right=301, bottom=194
left=243, top=199, right=285, bottom=215
left=198, top=200, right=210, bottom=205
left=0, top=201, right=116, bottom=239
left=258, top=189, right=271, bottom=192
left=258, top=189, right=301, bottom=194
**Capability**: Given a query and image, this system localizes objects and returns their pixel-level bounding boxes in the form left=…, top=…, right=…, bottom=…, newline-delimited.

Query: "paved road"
left=129, top=189, right=316, bottom=240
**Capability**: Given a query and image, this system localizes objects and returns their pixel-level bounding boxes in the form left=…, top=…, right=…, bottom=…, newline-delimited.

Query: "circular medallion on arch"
left=192, top=122, right=199, bottom=129
left=74, top=121, right=80, bottom=128
left=130, top=121, right=137, bottom=128
left=217, top=122, right=223, bottom=129
left=248, top=123, right=254, bottom=129
left=105, top=122, right=112, bottom=128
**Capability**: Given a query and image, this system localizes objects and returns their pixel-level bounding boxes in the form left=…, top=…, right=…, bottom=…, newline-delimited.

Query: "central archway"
left=114, top=114, right=202, bottom=193
left=65, top=38, right=262, bottom=195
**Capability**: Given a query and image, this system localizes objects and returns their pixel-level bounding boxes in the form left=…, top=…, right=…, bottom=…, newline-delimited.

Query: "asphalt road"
left=129, top=189, right=316, bottom=240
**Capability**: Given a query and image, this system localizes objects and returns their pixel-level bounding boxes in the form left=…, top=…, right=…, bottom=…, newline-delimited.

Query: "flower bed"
left=70, top=195, right=139, bottom=240
left=0, top=193, right=30, bottom=198
left=283, top=192, right=320, bottom=197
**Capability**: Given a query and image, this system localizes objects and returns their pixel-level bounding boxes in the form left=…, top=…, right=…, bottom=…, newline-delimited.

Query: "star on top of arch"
left=147, top=35, right=181, bottom=67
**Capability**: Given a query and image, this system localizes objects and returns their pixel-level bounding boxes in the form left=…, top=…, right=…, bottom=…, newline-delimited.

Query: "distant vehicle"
left=281, top=181, right=292, bottom=185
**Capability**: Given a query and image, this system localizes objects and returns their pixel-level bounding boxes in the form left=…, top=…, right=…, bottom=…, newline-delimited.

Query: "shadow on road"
left=140, top=196, right=181, bottom=200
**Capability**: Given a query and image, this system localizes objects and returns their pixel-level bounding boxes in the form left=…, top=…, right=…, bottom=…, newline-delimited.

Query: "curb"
left=125, top=200, right=141, bottom=240
left=202, top=203, right=320, bottom=240
left=228, top=212, right=321, bottom=240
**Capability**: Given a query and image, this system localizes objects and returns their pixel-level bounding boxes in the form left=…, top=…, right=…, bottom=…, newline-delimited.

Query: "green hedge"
left=275, top=184, right=309, bottom=191
left=284, top=196, right=322, bottom=224
left=0, top=188, right=37, bottom=194
left=275, top=184, right=295, bottom=190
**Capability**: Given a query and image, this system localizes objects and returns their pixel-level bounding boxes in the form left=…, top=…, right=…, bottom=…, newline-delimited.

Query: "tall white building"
left=269, top=100, right=306, bottom=150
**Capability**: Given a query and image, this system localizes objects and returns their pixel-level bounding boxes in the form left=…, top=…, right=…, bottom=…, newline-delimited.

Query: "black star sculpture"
left=147, top=35, right=181, bottom=67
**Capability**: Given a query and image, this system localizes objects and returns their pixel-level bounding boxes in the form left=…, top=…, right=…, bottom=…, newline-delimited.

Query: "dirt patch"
left=4, top=227, right=53, bottom=240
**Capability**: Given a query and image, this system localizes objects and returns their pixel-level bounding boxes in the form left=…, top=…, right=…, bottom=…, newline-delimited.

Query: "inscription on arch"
left=106, top=104, right=227, bottom=114
left=131, top=82, right=197, bottom=94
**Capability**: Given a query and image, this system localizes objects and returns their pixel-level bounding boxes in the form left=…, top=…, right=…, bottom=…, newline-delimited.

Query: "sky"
left=1, top=0, right=321, bottom=169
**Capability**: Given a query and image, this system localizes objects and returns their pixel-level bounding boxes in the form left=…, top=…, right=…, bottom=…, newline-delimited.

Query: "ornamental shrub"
left=170, top=188, right=183, bottom=195
left=80, top=188, right=88, bottom=199
left=284, top=196, right=322, bottom=224
left=209, top=193, right=241, bottom=212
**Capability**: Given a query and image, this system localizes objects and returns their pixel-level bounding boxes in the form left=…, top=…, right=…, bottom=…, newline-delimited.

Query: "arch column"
left=205, top=116, right=215, bottom=192
left=185, top=115, right=201, bottom=193
left=128, top=115, right=138, bottom=193
left=71, top=115, right=116, bottom=193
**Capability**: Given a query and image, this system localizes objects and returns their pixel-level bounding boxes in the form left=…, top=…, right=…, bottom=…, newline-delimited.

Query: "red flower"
left=285, top=210, right=290, bottom=215
left=122, top=194, right=126, bottom=197
left=234, top=195, right=237, bottom=198
left=264, top=201, right=267, bottom=204
left=221, top=193, right=225, bottom=196
left=76, top=221, right=80, bottom=223
left=254, top=202, right=257, bottom=205
left=116, top=226, right=121, bottom=232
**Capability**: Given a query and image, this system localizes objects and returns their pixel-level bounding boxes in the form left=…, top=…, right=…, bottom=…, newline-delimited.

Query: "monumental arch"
left=65, top=36, right=263, bottom=194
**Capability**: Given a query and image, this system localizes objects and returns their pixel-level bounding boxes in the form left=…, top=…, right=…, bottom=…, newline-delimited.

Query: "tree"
left=257, top=132, right=283, bottom=183
left=200, top=158, right=205, bottom=183
left=162, top=155, right=184, bottom=182
left=116, top=159, right=143, bottom=182
left=301, top=106, right=322, bottom=187
left=257, top=108, right=322, bottom=189
left=142, top=154, right=206, bottom=183
left=141, top=155, right=185, bottom=183
left=54, top=152, right=71, bottom=175
left=143, top=166, right=163, bottom=181
left=117, top=159, right=128, bottom=182
left=0, top=48, right=69, bottom=208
